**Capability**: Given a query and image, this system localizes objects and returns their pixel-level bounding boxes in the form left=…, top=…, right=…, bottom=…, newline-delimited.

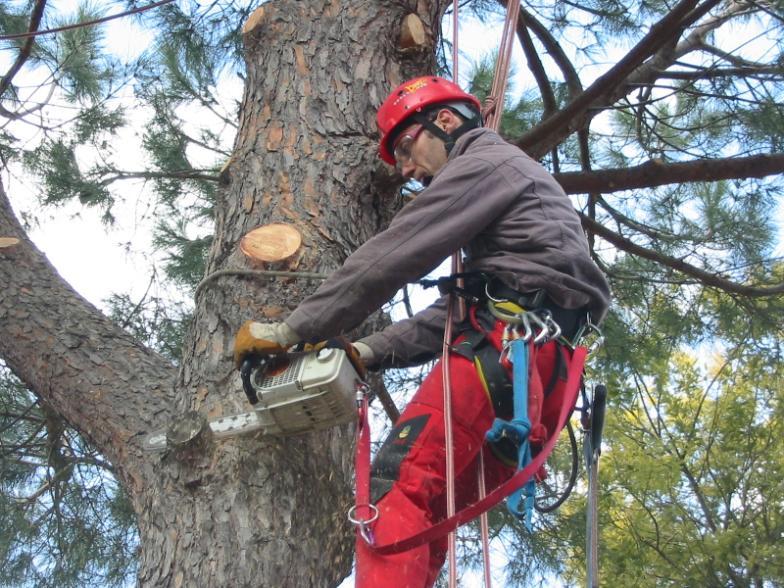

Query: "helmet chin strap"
left=412, top=111, right=480, bottom=157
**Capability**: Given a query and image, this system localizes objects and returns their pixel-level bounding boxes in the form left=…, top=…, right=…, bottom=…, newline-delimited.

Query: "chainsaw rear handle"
left=240, top=356, right=265, bottom=405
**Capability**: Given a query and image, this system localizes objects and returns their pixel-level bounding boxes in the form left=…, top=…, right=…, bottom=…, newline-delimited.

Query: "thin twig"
left=0, top=0, right=176, bottom=41
left=194, top=269, right=328, bottom=299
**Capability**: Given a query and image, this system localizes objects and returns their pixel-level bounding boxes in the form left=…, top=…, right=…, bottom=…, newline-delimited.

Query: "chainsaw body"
left=144, top=348, right=362, bottom=452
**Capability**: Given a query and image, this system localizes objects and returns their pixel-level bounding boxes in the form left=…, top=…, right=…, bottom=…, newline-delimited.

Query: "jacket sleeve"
left=356, top=295, right=449, bottom=369
left=285, top=152, right=522, bottom=347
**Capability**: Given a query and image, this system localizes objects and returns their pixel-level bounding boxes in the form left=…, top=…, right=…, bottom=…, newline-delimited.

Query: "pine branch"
left=14, top=462, right=75, bottom=504
left=0, top=0, right=176, bottom=41
left=99, top=169, right=220, bottom=186
left=579, top=213, right=784, bottom=297
left=517, top=0, right=722, bottom=157
left=517, top=5, right=582, bottom=98
left=554, top=153, right=784, bottom=194
left=658, top=65, right=784, bottom=80
left=0, top=0, right=48, bottom=98
left=595, top=197, right=682, bottom=243
left=511, top=6, right=556, bottom=117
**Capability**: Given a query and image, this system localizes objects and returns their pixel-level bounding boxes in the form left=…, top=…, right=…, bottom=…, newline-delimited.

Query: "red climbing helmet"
left=377, top=76, right=481, bottom=165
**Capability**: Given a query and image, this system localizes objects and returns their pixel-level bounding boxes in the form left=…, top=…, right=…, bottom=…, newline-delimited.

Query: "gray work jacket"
left=285, top=128, right=611, bottom=368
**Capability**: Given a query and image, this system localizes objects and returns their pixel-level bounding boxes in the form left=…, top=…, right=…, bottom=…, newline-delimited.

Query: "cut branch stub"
left=0, top=237, right=20, bottom=249
left=399, top=14, right=428, bottom=51
left=242, top=6, right=265, bottom=37
left=240, top=223, right=302, bottom=264
left=166, top=410, right=213, bottom=465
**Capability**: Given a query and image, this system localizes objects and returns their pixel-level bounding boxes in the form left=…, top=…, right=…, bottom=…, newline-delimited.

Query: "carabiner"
left=538, top=309, right=562, bottom=342
left=528, top=311, right=549, bottom=344
left=484, top=281, right=508, bottom=304
left=519, top=313, right=533, bottom=342
left=573, top=317, right=604, bottom=354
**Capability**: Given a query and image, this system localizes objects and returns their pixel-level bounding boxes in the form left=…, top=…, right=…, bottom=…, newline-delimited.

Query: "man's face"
left=392, top=109, right=457, bottom=184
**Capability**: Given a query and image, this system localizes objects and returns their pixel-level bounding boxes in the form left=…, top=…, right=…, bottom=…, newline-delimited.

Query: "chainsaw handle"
left=240, top=356, right=263, bottom=405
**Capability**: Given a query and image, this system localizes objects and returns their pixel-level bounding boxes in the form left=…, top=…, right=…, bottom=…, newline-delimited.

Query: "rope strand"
left=444, top=1, right=461, bottom=585
left=485, top=0, right=522, bottom=131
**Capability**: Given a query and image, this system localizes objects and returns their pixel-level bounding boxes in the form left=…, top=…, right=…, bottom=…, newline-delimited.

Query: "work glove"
left=233, top=320, right=300, bottom=368
left=298, top=337, right=372, bottom=380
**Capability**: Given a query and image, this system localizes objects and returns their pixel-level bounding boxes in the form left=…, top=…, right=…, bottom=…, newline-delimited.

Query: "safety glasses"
left=392, top=124, right=425, bottom=170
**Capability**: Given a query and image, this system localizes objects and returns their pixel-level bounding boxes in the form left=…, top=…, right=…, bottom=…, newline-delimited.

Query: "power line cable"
left=0, top=0, right=176, bottom=41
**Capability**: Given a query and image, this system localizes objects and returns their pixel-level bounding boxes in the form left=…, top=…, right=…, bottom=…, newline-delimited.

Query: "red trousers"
left=355, top=320, right=562, bottom=588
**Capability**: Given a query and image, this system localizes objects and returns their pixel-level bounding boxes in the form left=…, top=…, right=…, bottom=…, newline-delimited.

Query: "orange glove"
left=233, top=321, right=300, bottom=368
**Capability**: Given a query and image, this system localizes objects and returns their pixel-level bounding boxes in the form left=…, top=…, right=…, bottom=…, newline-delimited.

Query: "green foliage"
left=51, top=6, right=117, bottom=102
left=1, top=0, right=784, bottom=586
left=74, top=103, right=126, bottom=143
left=22, top=139, right=114, bottom=212
left=468, top=53, right=545, bottom=139
left=0, top=366, right=138, bottom=588
left=105, top=289, right=192, bottom=363
left=584, top=348, right=784, bottom=587
left=152, top=219, right=212, bottom=291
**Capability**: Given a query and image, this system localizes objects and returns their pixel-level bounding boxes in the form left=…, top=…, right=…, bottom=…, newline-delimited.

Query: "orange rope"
left=444, top=1, right=461, bottom=584
left=443, top=1, right=522, bottom=586
left=486, top=0, right=522, bottom=132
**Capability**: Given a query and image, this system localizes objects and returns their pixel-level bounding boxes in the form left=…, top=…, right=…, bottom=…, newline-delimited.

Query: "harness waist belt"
left=426, top=272, right=588, bottom=340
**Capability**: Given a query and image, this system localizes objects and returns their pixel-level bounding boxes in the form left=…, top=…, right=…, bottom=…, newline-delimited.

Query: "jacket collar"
left=430, top=128, right=502, bottom=182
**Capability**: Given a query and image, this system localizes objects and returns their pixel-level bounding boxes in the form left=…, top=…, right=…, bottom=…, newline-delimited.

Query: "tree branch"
left=579, top=212, right=784, bottom=297
left=658, top=65, right=784, bottom=80
left=517, top=0, right=722, bottom=157
left=0, top=0, right=176, bottom=41
left=517, top=5, right=583, bottom=98
left=511, top=6, right=557, bottom=117
left=554, top=153, right=784, bottom=194
left=99, top=169, right=220, bottom=186
left=0, top=0, right=48, bottom=98
left=0, top=178, right=177, bottom=483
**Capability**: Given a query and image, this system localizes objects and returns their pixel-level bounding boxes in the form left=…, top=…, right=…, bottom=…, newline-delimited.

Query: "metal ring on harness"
left=348, top=503, right=380, bottom=544
left=486, top=299, right=526, bottom=325
left=484, top=281, right=508, bottom=304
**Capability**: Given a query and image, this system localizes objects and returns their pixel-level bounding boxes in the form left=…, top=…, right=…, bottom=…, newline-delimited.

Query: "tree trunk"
left=1, top=0, right=448, bottom=586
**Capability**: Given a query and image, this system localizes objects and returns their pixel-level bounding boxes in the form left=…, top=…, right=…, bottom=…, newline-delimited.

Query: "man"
left=233, top=76, right=611, bottom=587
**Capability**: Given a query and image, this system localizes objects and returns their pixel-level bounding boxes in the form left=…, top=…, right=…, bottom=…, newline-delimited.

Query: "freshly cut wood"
left=242, top=6, right=265, bottom=36
left=399, top=13, right=427, bottom=50
left=0, top=237, right=20, bottom=248
left=240, top=223, right=302, bottom=263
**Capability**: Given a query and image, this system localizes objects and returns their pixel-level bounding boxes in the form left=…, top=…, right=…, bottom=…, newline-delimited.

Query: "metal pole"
left=585, top=385, right=606, bottom=588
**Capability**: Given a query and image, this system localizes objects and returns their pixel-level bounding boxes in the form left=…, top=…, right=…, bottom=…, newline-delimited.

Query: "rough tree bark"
left=0, top=0, right=449, bottom=586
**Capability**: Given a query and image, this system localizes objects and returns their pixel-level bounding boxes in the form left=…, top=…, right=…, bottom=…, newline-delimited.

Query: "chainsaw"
left=143, top=347, right=363, bottom=452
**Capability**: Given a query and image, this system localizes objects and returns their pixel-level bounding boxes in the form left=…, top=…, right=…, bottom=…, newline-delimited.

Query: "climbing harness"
left=348, top=268, right=605, bottom=584
left=350, top=340, right=590, bottom=555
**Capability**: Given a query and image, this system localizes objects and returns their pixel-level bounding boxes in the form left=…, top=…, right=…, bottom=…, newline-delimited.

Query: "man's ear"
left=436, top=108, right=459, bottom=131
